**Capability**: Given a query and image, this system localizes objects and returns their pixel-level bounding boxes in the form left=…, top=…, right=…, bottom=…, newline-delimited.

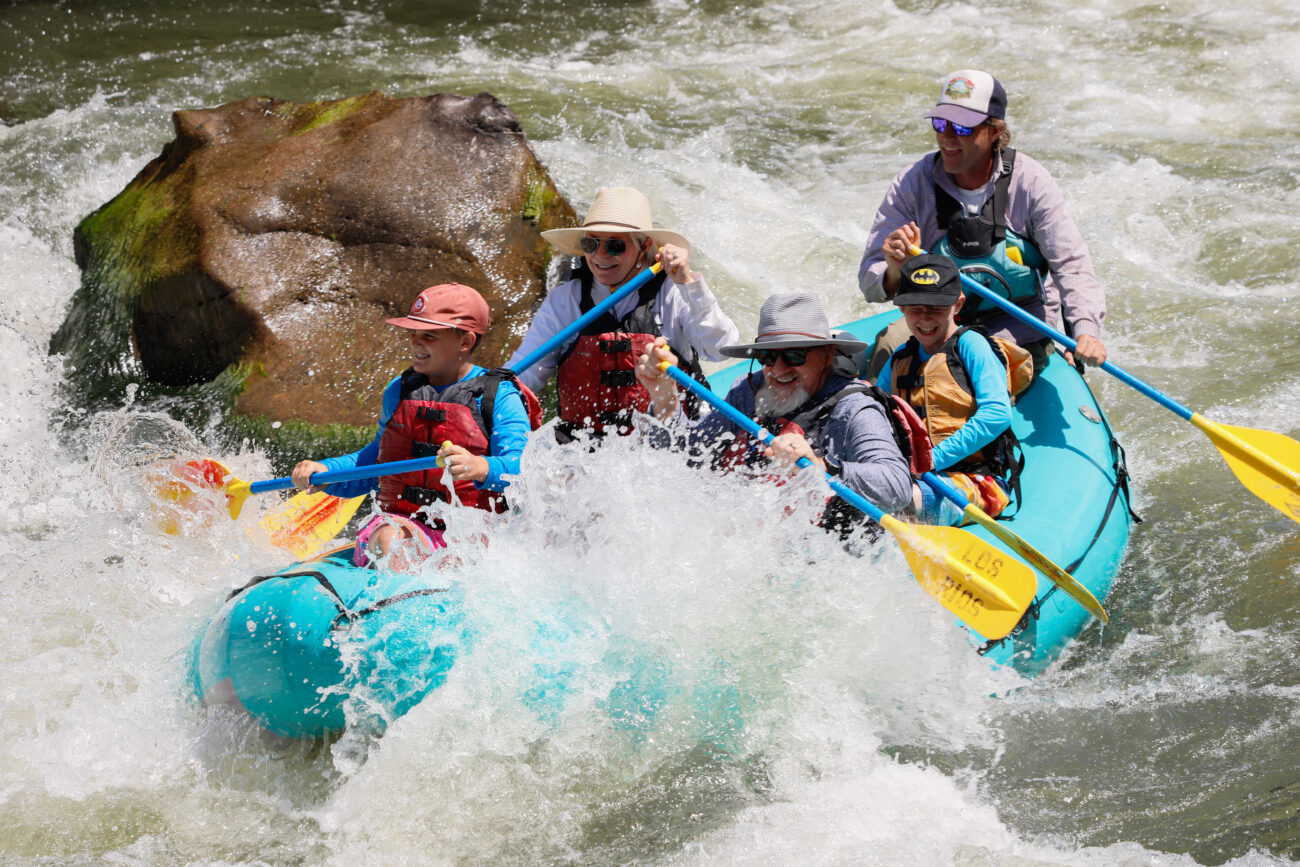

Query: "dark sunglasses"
left=754, top=347, right=811, bottom=367
left=579, top=236, right=629, bottom=256
left=931, top=118, right=978, bottom=137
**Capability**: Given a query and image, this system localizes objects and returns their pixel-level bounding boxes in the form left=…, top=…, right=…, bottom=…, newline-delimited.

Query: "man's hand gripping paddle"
left=910, top=244, right=1300, bottom=527
left=659, top=362, right=1037, bottom=641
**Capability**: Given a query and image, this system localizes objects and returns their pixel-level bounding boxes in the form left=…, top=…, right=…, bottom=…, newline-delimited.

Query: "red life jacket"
left=555, top=266, right=707, bottom=435
left=376, top=367, right=542, bottom=518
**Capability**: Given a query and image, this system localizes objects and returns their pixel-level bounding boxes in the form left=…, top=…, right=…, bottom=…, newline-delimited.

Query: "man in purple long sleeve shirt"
left=858, top=69, right=1108, bottom=380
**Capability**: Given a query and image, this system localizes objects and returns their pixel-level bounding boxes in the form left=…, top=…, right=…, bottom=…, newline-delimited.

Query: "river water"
left=3, top=0, right=1300, bottom=864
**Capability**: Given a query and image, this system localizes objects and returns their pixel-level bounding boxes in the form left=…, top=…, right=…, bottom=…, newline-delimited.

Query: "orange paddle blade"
left=259, top=491, right=366, bottom=559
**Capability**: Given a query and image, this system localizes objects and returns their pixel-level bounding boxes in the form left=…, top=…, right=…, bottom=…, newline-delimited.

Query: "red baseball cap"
left=386, top=283, right=490, bottom=335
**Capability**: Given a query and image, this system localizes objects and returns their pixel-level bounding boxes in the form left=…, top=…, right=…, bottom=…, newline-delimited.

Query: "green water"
left=2, top=0, right=1300, bottom=863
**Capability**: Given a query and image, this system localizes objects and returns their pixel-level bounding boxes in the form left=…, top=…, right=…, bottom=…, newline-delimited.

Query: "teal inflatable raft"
left=707, top=309, right=1135, bottom=676
left=192, top=310, right=1132, bottom=736
left=191, top=547, right=465, bottom=738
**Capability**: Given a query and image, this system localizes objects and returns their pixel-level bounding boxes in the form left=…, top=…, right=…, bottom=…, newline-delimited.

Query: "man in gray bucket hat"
left=635, top=293, right=914, bottom=532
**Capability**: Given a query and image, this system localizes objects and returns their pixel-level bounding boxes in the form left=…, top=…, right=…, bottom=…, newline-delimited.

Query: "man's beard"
left=754, top=380, right=811, bottom=420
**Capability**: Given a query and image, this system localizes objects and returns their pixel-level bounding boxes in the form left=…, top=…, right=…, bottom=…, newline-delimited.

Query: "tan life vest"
left=889, top=326, right=1031, bottom=472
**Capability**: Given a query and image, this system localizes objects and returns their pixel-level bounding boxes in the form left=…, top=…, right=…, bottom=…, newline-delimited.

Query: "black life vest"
left=376, top=368, right=542, bottom=518
left=554, top=263, right=708, bottom=437
left=719, top=374, right=929, bottom=535
left=933, top=148, right=1049, bottom=324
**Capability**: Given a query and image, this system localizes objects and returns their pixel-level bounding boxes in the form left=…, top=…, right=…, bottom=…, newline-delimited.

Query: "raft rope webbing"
left=975, top=375, right=1140, bottom=656
left=225, top=570, right=449, bottom=632
left=331, top=588, right=450, bottom=630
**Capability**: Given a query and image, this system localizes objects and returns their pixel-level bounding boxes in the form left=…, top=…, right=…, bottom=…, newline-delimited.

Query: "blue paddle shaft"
left=509, top=262, right=663, bottom=375
left=921, top=469, right=985, bottom=514
left=249, top=455, right=461, bottom=495
left=660, top=365, right=887, bottom=522
left=939, top=253, right=1194, bottom=421
left=267, top=262, right=666, bottom=494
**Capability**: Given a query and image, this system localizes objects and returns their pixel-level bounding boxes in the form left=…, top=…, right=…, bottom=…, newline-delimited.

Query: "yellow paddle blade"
left=881, top=514, right=1038, bottom=641
left=1193, top=416, right=1300, bottom=525
left=959, top=504, right=1108, bottom=623
left=225, top=478, right=252, bottom=519
left=259, top=492, right=366, bottom=559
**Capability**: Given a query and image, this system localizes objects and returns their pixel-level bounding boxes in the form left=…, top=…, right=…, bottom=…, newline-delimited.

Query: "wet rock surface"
left=53, top=91, right=574, bottom=427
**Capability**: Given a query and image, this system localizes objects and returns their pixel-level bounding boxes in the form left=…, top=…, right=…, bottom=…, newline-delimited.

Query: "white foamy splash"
left=3, top=0, right=1300, bottom=861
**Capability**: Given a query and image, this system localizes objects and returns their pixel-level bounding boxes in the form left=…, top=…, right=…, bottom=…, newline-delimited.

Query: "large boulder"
left=53, top=91, right=575, bottom=429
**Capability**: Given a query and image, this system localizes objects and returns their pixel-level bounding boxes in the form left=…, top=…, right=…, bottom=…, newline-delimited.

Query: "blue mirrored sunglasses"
left=931, top=118, right=977, bottom=137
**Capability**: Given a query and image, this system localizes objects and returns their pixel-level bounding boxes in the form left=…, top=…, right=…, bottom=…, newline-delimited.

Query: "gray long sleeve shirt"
left=682, top=371, right=914, bottom=514
left=858, top=150, right=1106, bottom=345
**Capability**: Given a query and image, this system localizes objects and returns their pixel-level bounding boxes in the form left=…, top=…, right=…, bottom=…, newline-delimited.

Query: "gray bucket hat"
left=720, top=293, right=867, bottom=358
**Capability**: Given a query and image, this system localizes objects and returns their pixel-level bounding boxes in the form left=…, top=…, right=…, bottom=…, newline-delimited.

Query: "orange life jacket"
left=889, top=326, right=1028, bottom=486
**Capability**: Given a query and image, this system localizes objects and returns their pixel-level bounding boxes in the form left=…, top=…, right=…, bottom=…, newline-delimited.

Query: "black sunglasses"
left=754, top=347, right=811, bottom=367
left=579, top=236, right=629, bottom=256
left=931, top=118, right=978, bottom=137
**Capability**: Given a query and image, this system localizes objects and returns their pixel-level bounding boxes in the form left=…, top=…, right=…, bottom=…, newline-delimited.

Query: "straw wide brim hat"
left=542, top=186, right=691, bottom=257
left=720, top=293, right=868, bottom=358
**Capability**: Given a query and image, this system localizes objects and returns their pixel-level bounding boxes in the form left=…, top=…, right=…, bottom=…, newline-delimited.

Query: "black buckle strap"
left=226, top=570, right=348, bottom=619
left=1113, top=438, right=1143, bottom=525
left=600, top=369, right=637, bottom=387
left=416, top=406, right=447, bottom=422
left=598, top=338, right=632, bottom=353
left=895, top=371, right=924, bottom=391
left=976, top=590, right=1047, bottom=656
left=411, top=441, right=441, bottom=459
left=554, top=409, right=636, bottom=443
left=333, top=588, right=450, bottom=629
left=402, top=485, right=449, bottom=506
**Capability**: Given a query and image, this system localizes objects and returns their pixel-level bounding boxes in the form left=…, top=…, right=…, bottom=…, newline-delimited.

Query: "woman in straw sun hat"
left=506, top=186, right=738, bottom=441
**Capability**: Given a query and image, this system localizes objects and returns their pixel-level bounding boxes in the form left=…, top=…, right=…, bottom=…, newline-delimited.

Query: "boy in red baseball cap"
left=292, top=283, right=540, bottom=570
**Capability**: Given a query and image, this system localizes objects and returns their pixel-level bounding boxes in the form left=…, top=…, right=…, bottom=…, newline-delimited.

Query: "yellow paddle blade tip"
left=225, top=480, right=252, bottom=519
left=959, top=502, right=1109, bottom=623
left=1193, top=416, right=1300, bottom=526
left=885, top=518, right=1039, bottom=641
